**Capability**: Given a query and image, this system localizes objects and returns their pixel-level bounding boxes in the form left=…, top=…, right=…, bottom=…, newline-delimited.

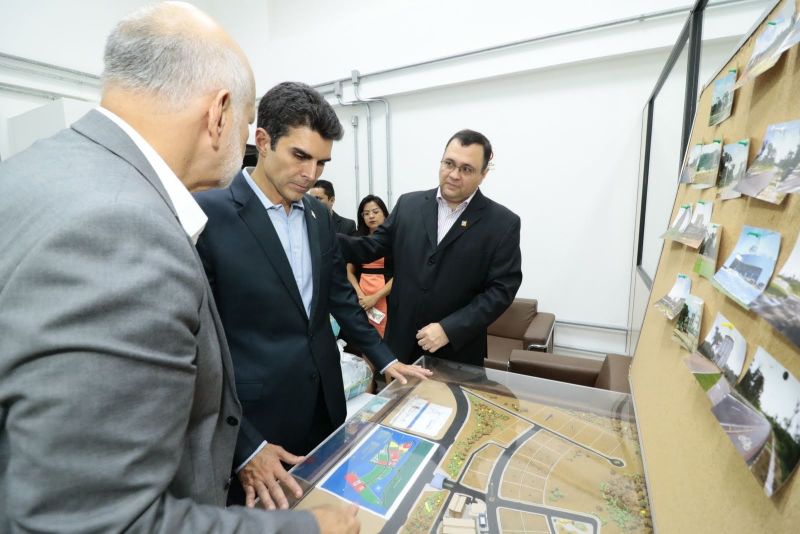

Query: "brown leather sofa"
left=484, top=298, right=555, bottom=371
left=507, top=349, right=632, bottom=394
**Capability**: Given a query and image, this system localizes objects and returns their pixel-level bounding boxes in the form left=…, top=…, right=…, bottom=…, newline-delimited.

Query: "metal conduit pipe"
left=350, top=115, right=361, bottom=204
left=334, top=81, right=366, bottom=202
left=311, top=0, right=757, bottom=94
left=351, top=70, right=393, bottom=207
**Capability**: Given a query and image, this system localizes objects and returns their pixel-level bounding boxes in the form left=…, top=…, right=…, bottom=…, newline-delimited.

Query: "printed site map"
left=293, top=373, right=652, bottom=534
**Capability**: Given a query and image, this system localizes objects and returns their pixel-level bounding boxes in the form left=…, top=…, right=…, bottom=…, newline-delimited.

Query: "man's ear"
left=207, top=89, right=231, bottom=149
left=255, top=127, right=272, bottom=155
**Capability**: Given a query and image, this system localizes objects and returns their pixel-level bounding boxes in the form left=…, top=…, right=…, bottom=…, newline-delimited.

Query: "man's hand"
left=416, top=322, right=449, bottom=353
left=311, top=504, right=360, bottom=534
left=358, top=294, right=379, bottom=310
left=238, top=444, right=305, bottom=509
left=384, top=361, right=433, bottom=385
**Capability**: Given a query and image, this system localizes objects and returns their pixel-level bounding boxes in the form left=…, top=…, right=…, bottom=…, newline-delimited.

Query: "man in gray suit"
left=0, top=2, right=357, bottom=533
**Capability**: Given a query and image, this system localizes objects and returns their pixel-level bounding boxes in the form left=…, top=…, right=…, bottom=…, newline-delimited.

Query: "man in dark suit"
left=339, top=129, right=522, bottom=368
left=309, top=179, right=358, bottom=235
left=0, top=3, right=354, bottom=532
left=195, top=82, right=430, bottom=510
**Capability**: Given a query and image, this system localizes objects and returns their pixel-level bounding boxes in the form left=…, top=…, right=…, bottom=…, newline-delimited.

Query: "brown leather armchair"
left=507, top=349, right=632, bottom=394
left=484, top=298, right=555, bottom=371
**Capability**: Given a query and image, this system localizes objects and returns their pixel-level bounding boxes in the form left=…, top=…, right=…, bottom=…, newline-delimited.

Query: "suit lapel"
left=436, top=188, right=487, bottom=251
left=231, top=174, right=307, bottom=319
left=423, top=190, right=439, bottom=248
left=72, top=111, right=239, bottom=395
left=304, top=196, right=322, bottom=327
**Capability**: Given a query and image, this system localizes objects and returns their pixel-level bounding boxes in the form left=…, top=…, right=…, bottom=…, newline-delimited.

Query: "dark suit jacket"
left=332, top=210, right=358, bottom=235
left=195, top=172, right=394, bottom=462
left=338, top=188, right=522, bottom=367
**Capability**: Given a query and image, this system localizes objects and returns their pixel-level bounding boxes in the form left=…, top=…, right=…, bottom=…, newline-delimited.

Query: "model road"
left=380, top=383, right=602, bottom=533
left=444, top=425, right=599, bottom=534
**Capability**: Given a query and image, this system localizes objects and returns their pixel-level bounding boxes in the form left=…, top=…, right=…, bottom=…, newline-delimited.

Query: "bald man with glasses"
left=338, top=129, right=522, bottom=367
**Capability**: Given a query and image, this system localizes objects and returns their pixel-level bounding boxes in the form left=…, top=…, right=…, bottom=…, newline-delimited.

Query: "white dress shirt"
left=96, top=107, right=208, bottom=244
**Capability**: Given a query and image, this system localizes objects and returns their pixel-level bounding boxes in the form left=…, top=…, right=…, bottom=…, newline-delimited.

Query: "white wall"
left=0, top=0, right=773, bottom=353
left=0, top=0, right=269, bottom=159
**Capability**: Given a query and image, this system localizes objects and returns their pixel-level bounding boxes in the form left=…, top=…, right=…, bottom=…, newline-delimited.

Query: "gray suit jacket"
left=0, top=110, right=317, bottom=533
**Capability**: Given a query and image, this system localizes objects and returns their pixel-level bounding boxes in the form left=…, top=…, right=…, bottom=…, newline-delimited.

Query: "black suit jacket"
left=338, top=188, right=522, bottom=367
left=332, top=210, right=358, bottom=236
left=195, top=172, right=394, bottom=462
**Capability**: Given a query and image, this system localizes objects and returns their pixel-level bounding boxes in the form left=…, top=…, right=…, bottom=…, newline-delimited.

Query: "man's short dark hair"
left=257, top=82, right=344, bottom=149
left=312, top=179, right=335, bottom=199
left=446, top=129, right=493, bottom=171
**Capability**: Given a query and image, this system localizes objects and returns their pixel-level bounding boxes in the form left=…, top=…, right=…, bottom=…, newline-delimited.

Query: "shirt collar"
left=436, top=187, right=477, bottom=211
left=242, top=167, right=305, bottom=213
left=96, top=106, right=207, bottom=244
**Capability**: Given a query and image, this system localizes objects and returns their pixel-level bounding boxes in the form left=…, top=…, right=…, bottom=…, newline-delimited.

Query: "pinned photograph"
left=711, top=347, right=800, bottom=497
left=677, top=200, right=713, bottom=249
left=735, top=0, right=796, bottom=89
left=672, top=294, right=703, bottom=352
left=751, top=235, right=800, bottom=350
left=684, top=351, right=723, bottom=392
left=693, top=223, right=722, bottom=280
left=697, top=313, right=747, bottom=384
left=718, top=140, right=749, bottom=200
left=660, top=204, right=692, bottom=241
left=691, top=141, right=723, bottom=189
left=735, top=119, right=800, bottom=204
left=709, top=70, right=736, bottom=126
left=775, top=0, right=800, bottom=56
left=654, top=273, right=691, bottom=320
left=680, top=144, right=702, bottom=184
left=713, top=226, right=781, bottom=309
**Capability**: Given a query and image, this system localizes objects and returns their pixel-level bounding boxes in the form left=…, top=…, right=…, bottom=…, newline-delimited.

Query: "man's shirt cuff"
left=379, top=359, right=398, bottom=374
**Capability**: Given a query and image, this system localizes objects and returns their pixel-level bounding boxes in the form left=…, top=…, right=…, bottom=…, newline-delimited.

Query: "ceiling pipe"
left=350, top=70, right=393, bottom=208
left=334, top=81, right=365, bottom=203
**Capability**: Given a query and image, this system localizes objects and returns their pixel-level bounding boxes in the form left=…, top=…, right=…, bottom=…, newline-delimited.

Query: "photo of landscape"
left=692, top=141, right=722, bottom=189
left=735, top=119, right=800, bottom=205
left=672, top=295, right=703, bottom=352
left=680, top=143, right=702, bottom=184
left=654, top=274, right=691, bottom=320
left=697, top=313, right=747, bottom=384
left=678, top=200, right=713, bottom=249
left=751, top=235, right=800, bottom=350
left=736, top=0, right=795, bottom=88
left=718, top=140, right=748, bottom=200
left=712, top=226, right=781, bottom=309
left=712, top=347, right=800, bottom=497
left=684, top=351, right=723, bottom=392
left=694, top=224, right=722, bottom=280
left=660, top=204, right=692, bottom=241
left=709, top=70, right=736, bottom=126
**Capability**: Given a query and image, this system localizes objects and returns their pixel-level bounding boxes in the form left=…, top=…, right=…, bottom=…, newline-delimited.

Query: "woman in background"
left=347, top=195, right=392, bottom=337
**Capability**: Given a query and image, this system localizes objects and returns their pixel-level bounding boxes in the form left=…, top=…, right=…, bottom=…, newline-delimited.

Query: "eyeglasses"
left=440, top=159, right=478, bottom=178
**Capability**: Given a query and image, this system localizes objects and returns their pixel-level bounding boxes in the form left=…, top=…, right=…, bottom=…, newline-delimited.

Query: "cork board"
left=630, top=2, right=800, bottom=532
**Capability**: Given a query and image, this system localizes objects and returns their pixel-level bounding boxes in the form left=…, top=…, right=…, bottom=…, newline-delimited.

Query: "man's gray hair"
left=102, top=3, right=251, bottom=111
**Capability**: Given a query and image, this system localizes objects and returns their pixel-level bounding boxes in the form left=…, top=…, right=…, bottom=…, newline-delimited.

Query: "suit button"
left=310, top=371, right=319, bottom=381
left=428, top=257, right=436, bottom=265
left=226, top=416, right=239, bottom=426
left=421, top=286, right=429, bottom=292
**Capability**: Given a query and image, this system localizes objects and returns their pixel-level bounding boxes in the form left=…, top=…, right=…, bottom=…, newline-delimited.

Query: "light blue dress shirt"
left=243, top=169, right=313, bottom=317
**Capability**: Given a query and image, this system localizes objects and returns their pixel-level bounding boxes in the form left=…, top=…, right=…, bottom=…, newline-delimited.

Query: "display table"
left=289, top=357, right=651, bottom=533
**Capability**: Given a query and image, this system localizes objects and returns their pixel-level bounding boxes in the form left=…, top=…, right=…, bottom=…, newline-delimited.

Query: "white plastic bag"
left=339, top=340, right=373, bottom=400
